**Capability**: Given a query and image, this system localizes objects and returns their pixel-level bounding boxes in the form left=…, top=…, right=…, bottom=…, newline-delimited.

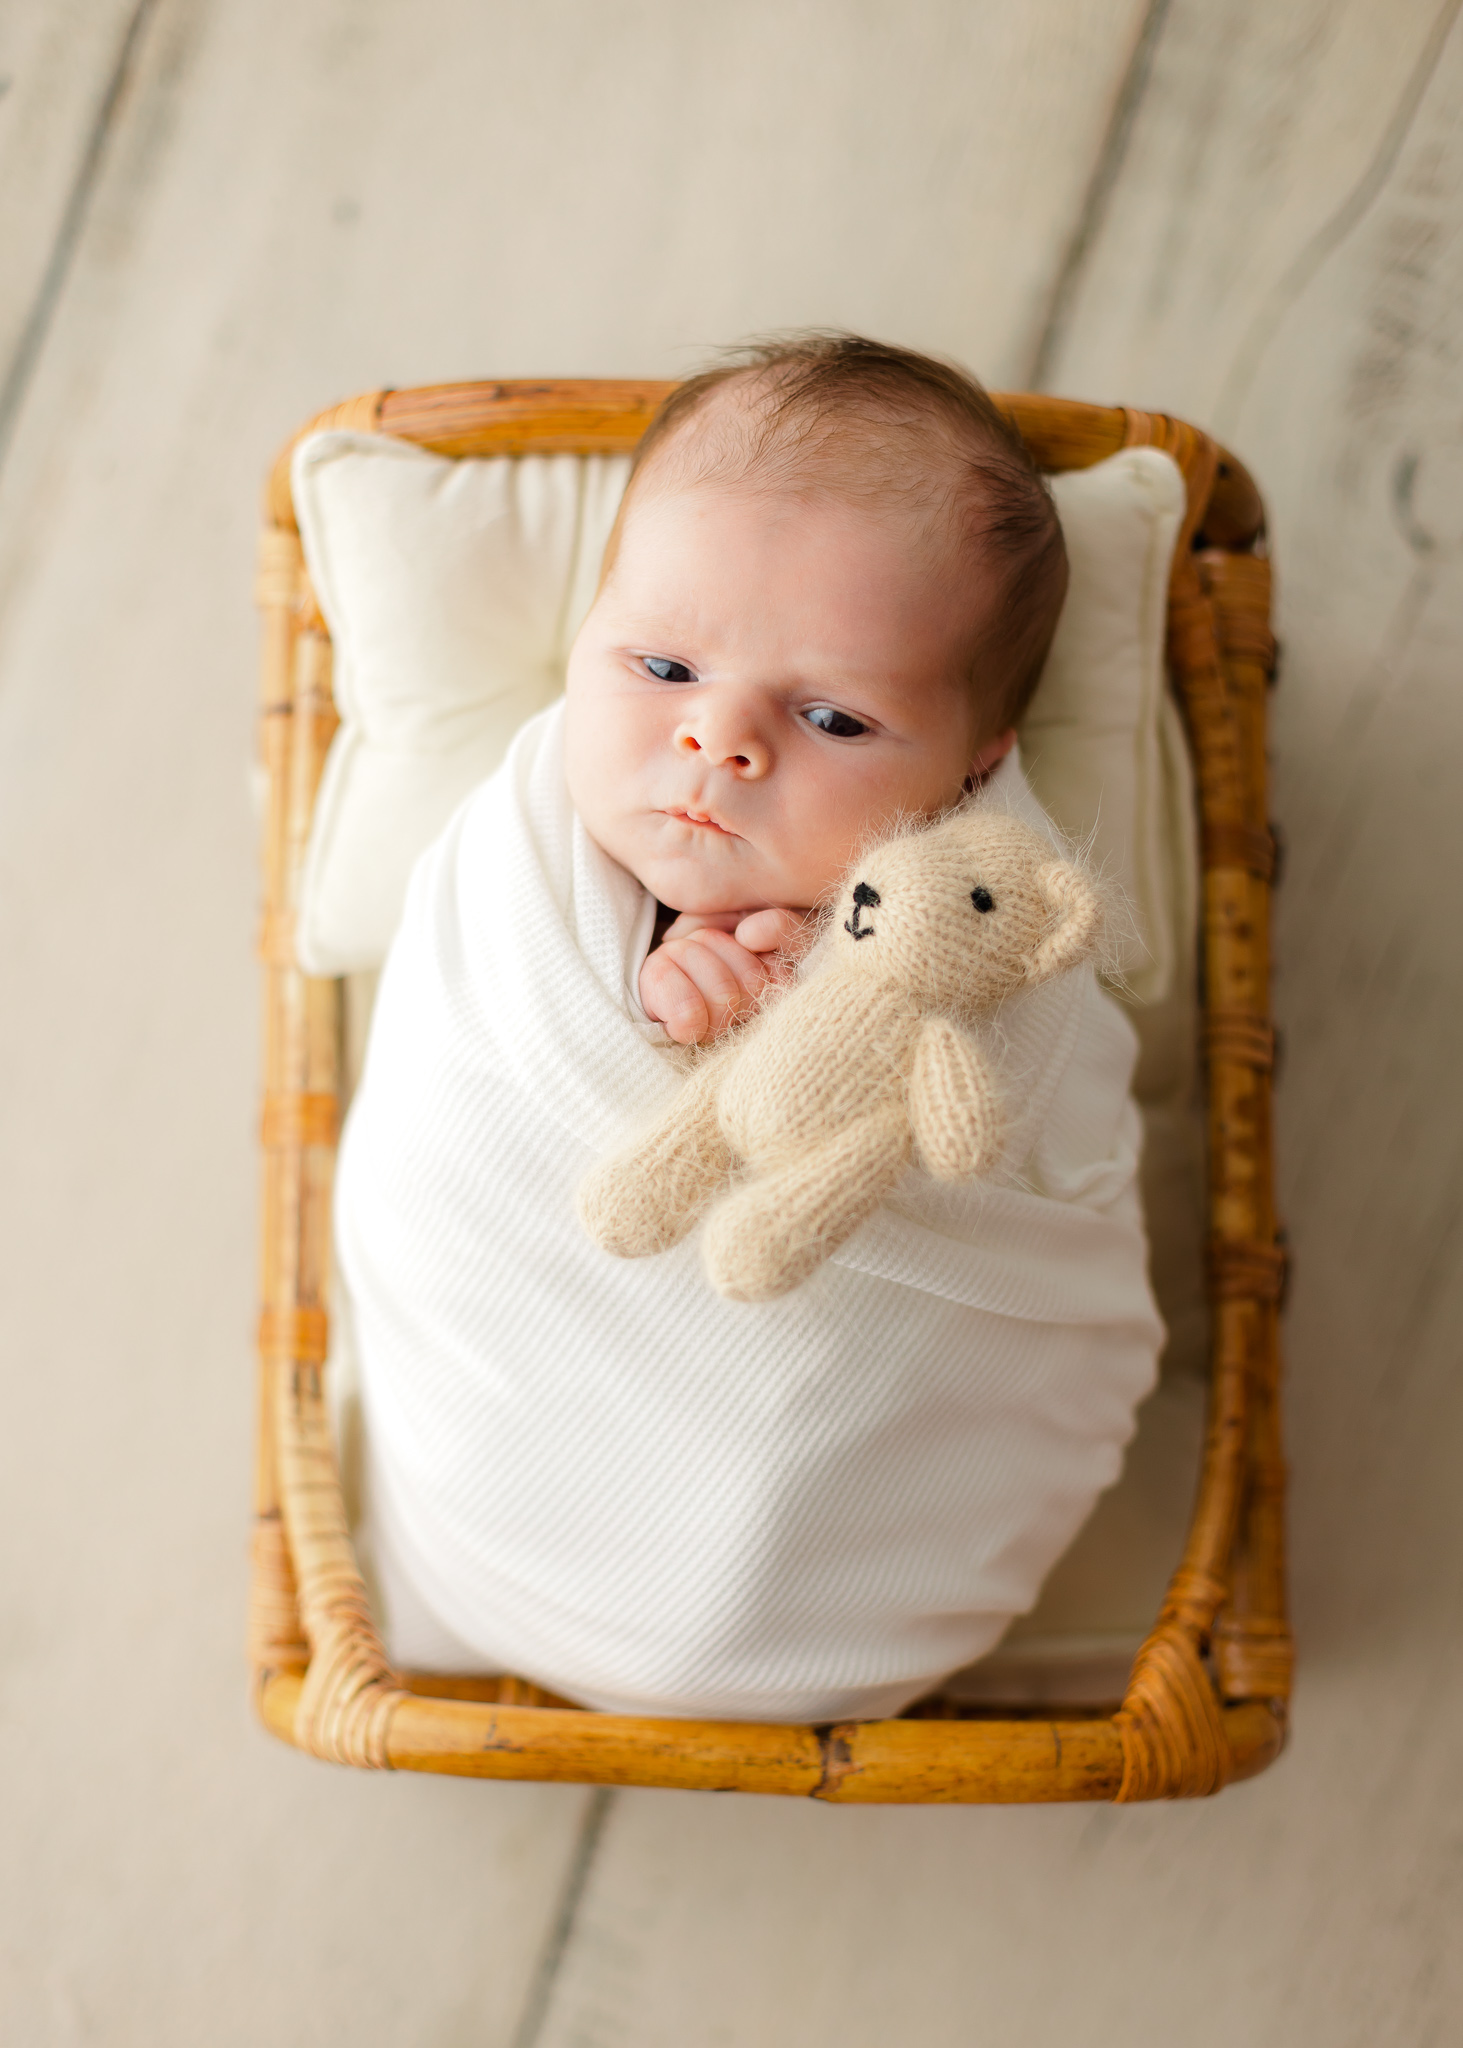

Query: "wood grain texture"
left=1038, top=0, right=1463, bottom=423
left=0, top=0, right=147, bottom=439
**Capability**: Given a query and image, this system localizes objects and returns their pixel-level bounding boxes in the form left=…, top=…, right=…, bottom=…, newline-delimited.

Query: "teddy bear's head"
left=831, top=808, right=1103, bottom=1014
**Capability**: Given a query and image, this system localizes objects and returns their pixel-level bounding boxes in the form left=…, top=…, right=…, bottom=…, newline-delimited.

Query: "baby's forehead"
left=638, top=372, right=972, bottom=506
left=610, top=466, right=985, bottom=615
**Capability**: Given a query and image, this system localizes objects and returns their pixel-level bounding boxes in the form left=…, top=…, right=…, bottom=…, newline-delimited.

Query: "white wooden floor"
left=3, top=4, right=1461, bottom=2042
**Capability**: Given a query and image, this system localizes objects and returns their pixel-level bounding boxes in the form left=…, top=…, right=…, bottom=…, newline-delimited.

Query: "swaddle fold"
left=336, top=700, right=1162, bottom=1721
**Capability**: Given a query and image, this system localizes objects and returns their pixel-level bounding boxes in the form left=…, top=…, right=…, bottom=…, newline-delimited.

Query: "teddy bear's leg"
left=700, top=1110, right=911, bottom=1302
left=578, top=1064, right=734, bottom=1258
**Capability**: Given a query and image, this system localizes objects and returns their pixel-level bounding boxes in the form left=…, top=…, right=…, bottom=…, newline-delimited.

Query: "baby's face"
left=564, top=485, right=1001, bottom=915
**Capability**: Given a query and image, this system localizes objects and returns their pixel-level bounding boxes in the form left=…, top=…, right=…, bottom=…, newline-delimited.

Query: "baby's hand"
left=640, top=908, right=807, bottom=1046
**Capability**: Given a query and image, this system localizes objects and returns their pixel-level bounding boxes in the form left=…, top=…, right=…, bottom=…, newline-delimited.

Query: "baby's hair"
left=614, top=332, right=1069, bottom=734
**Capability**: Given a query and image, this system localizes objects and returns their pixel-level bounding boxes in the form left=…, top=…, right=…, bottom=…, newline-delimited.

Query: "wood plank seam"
left=0, top=0, right=162, bottom=474
left=1215, top=0, right=1463, bottom=429
left=1026, top=0, right=1176, bottom=390
left=508, top=1788, right=618, bottom=2048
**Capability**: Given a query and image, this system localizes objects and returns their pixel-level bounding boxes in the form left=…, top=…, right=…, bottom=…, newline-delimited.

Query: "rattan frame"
left=251, top=382, right=1290, bottom=1801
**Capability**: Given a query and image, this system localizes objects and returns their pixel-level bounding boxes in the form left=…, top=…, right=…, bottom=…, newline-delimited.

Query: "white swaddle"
left=336, top=700, right=1163, bottom=1722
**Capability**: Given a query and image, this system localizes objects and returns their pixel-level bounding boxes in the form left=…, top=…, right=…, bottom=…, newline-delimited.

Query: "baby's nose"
left=674, top=711, right=770, bottom=778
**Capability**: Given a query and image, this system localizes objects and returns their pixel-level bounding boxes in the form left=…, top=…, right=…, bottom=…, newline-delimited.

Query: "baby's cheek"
left=565, top=696, right=635, bottom=840
left=785, top=752, right=965, bottom=899
left=771, top=776, right=883, bottom=901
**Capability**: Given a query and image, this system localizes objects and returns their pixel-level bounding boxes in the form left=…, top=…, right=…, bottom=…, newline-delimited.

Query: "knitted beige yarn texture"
left=579, top=810, right=1105, bottom=1302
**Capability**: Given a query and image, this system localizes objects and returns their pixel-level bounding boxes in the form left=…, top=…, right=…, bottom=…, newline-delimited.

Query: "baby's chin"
left=649, top=878, right=775, bottom=917
left=627, top=847, right=817, bottom=918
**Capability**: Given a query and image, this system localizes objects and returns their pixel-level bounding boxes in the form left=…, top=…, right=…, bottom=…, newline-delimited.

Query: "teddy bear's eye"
left=971, top=887, right=995, bottom=914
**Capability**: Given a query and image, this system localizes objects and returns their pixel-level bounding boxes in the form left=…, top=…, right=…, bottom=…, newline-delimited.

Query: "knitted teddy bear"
left=579, top=808, right=1104, bottom=1302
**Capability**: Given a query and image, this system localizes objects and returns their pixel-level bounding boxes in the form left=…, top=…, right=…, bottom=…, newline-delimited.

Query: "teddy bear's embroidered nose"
left=971, top=886, right=995, bottom=914
left=845, top=879, right=880, bottom=940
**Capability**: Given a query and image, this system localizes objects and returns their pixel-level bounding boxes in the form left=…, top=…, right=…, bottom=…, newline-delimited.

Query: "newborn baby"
left=573, top=367, right=1037, bottom=1045
left=337, top=336, right=1163, bottom=1721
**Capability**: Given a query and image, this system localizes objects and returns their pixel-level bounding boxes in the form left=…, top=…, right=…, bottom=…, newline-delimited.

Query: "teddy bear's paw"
left=699, top=1123, right=902, bottom=1300
left=701, top=1193, right=827, bottom=1302
left=577, top=1158, right=698, bottom=1259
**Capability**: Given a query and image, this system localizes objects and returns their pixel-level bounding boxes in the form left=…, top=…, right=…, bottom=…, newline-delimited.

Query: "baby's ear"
left=1026, top=861, right=1104, bottom=985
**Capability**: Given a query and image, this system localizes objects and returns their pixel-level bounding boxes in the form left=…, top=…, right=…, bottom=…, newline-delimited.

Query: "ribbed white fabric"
left=336, top=702, right=1164, bottom=1721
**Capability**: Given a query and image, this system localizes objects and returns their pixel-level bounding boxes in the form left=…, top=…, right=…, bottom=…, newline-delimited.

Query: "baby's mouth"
left=663, top=807, right=740, bottom=839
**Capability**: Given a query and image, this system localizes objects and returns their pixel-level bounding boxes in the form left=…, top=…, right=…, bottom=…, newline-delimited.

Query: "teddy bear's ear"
left=1026, top=861, right=1103, bottom=985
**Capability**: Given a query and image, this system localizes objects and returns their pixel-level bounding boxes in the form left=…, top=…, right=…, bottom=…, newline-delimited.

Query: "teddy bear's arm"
left=578, top=1054, right=734, bottom=1258
left=907, top=1017, right=1003, bottom=1183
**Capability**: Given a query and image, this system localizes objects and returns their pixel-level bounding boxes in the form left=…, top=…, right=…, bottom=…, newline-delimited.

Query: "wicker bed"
left=250, top=382, right=1289, bottom=1802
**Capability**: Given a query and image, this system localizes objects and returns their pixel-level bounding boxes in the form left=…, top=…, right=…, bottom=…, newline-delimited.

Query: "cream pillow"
left=293, top=435, right=632, bottom=973
left=1024, top=449, right=1195, bottom=1003
left=292, top=432, right=1192, bottom=995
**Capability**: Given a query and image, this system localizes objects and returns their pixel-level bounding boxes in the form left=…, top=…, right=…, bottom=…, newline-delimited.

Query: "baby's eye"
left=643, top=657, right=695, bottom=683
left=804, top=705, right=870, bottom=739
left=971, top=886, right=996, bottom=913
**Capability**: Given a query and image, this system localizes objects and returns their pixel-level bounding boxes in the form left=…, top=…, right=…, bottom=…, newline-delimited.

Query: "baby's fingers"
left=639, top=952, right=710, bottom=1045
left=679, top=928, right=767, bottom=1014
left=666, top=929, right=775, bottom=1042
left=735, top=907, right=808, bottom=959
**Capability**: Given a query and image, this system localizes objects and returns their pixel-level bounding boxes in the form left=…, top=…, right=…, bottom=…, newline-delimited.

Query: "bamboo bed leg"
left=250, top=527, right=311, bottom=1679
left=253, top=513, right=408, bottom=1763
left=1112, top=421, right=1284, bottom=1798
left=1198, top=548, right=1293, bottom=1711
